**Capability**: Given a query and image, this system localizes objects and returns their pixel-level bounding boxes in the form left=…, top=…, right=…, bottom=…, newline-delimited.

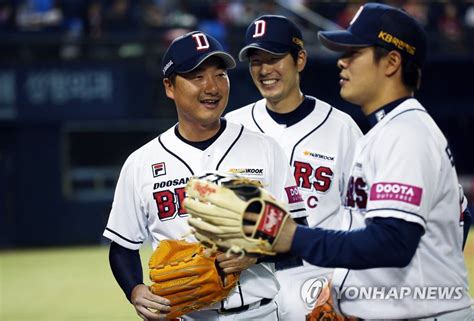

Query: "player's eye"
left=341, top=50, right=358, bottom=60
left=249, top=58, right=262, bottom=66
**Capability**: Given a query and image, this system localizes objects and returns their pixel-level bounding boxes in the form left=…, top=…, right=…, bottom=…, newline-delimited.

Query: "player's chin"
left=339, top=88, right=350, bottom=100
left=200, top=105, right=226, bottom=119
left=259, top=87, right=281, bottom=101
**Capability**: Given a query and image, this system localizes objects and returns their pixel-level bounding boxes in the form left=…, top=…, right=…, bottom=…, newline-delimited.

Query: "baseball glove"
left=305, top=281, right=357, bottom=321
left=148, top=239, right=239, bottom=319
left=184, top=173, right=290, bottom=256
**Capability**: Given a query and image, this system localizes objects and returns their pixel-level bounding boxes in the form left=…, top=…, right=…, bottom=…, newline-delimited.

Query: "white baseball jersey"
left=332, top=98, right=471, bottom=319
left=103, top=121, right=306, bottom=313
left=226, top=96, right=362, bottom=320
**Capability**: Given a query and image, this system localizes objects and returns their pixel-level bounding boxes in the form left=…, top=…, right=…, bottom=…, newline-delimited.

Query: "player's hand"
left=243, top=212, right=298, bottom=253
left=217, top=252, right=257, bottom=273
left=131, top=284, right=171, bottom=321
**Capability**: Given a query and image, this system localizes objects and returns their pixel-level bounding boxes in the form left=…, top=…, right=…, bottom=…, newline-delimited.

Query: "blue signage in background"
left=0, top=71, right=16, bottom=119
left=1, top=63, right=155, bottom=121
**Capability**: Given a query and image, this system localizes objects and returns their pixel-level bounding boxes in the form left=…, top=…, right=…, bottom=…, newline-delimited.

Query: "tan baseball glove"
left=184, top=173, right=291, bottom=256
left=148, top=239, right=239, bottom=318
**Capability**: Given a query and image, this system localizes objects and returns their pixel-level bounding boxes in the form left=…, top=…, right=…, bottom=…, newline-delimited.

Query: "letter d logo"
left=253, top=20, right=266, bottom=38
left=192, top=33, right=210, bottom=50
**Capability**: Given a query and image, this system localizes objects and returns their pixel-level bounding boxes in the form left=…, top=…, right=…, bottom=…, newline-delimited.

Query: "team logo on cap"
left=152, top=162, right=166, bottom=177
left=253, top=20, right=266, bottom=38
left=192, top=33, right=210, bottom=50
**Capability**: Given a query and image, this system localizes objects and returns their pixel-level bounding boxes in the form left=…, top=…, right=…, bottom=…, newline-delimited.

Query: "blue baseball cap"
left=238, top=15, right=304, bottom=62
left=161, top=31, right=236, bottom=77
left=318, top=3, right=427, bottom=67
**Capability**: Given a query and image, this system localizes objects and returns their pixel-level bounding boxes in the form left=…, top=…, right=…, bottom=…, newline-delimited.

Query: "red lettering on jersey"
left=345, top=176, right=367, bottom=209
left=253, top=20, right=266, bottom=38
left=307, top=195, right=319, bottom=209
left=294, top=161, right=312, bottom=189
left=294, top=161, right=334, bottom=193
left=175, top=187, right=187, bottom=215
left=154, top=188, right=188, bottom=220
left=192, top=33, right=210, bottom=50
left=154, top=190, right=176, bottom=220
left=313, top=166, right=333, bottom=192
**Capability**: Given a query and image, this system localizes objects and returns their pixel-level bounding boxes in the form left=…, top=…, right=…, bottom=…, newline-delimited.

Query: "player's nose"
left=337, top=57, right=348, bottom=70
left=203, top=75, right=219, bottom=94
left=259, top=61, right=273, bottom=76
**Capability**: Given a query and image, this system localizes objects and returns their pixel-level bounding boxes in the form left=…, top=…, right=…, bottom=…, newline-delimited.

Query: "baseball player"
left=264, top=3, right=472, bottom=320
left=225, top=15, right=362, bottom=320
left=103, top=31, right=307, bottom=321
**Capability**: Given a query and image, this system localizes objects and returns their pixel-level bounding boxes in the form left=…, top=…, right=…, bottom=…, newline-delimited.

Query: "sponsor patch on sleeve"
left=370, top=182, right=422, bottom=206
left=285, top=186, right=304, bottom=204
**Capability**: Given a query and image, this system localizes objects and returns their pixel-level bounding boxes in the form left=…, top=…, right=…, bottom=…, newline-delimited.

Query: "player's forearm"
left=291, top=217, right=424, bottom=269
left=109, top=241, right=144, bottom=302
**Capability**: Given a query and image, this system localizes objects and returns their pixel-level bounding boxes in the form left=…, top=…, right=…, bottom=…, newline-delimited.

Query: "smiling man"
left=103, top=31, right=307, bottom=320
left=225, top=15, right=362, bottom=320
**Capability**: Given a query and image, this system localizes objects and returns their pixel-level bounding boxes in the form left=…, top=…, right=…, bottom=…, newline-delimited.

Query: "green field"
left=1, top=240, right=474, bottom=321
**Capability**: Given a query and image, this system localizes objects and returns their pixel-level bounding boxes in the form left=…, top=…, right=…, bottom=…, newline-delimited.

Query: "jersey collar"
left=265, top=96, right=316, bottom=127
left=367, top=96, right=411, bottom=128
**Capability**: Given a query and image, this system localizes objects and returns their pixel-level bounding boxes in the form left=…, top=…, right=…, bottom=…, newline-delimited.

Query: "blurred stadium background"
left=0, top=0, right=473, bottom=320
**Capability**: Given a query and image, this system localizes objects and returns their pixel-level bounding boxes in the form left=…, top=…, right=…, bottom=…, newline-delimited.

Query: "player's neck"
left=266, top=90, right=304, bottom=114
left=177, top=119, right=222, bottom=142
left=361, top=86, right=413, bottom=115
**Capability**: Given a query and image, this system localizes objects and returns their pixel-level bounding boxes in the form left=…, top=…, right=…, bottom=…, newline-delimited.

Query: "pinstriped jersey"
left=103, top=121, right=306, bottom=310
left=332, top=98, right=471, bottom=319
left=226, top=96, right=362, bottom=230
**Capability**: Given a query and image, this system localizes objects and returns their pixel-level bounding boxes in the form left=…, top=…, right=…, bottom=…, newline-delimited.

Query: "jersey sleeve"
left=266, top=136, right=307, bottom=219
left=364, top=122, right=436, bottom=230
left=103, top=153, right=149, bottom=250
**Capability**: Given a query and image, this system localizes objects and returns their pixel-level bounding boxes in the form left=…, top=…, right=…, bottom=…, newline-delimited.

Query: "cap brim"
left=238, top=42, right=290, bottom=61
left=318, top=30, right=372, bottom=52
left=176, top=51, right=236, bottom=74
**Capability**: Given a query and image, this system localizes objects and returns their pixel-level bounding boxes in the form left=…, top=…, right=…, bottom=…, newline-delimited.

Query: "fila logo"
left=192, top=33, right=210, bottom=50
left=253, top=20, right=266, bottom=38
left=152, top=162, right=166, bottom=177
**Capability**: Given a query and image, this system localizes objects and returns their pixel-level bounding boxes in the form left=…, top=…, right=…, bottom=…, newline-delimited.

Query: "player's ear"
left=163, top=77, right=175, bottom=100
left=385, top=50, right=402, bottom=77
left=296, top=49, right=307, bottom=72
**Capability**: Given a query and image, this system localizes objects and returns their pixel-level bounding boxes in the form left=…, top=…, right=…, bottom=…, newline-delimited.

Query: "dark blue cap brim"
left=172, top=51, right=236, bottom=76
left=238, top=42, right=292, bottom=61
left=318, top=30, right=372, bottom=52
